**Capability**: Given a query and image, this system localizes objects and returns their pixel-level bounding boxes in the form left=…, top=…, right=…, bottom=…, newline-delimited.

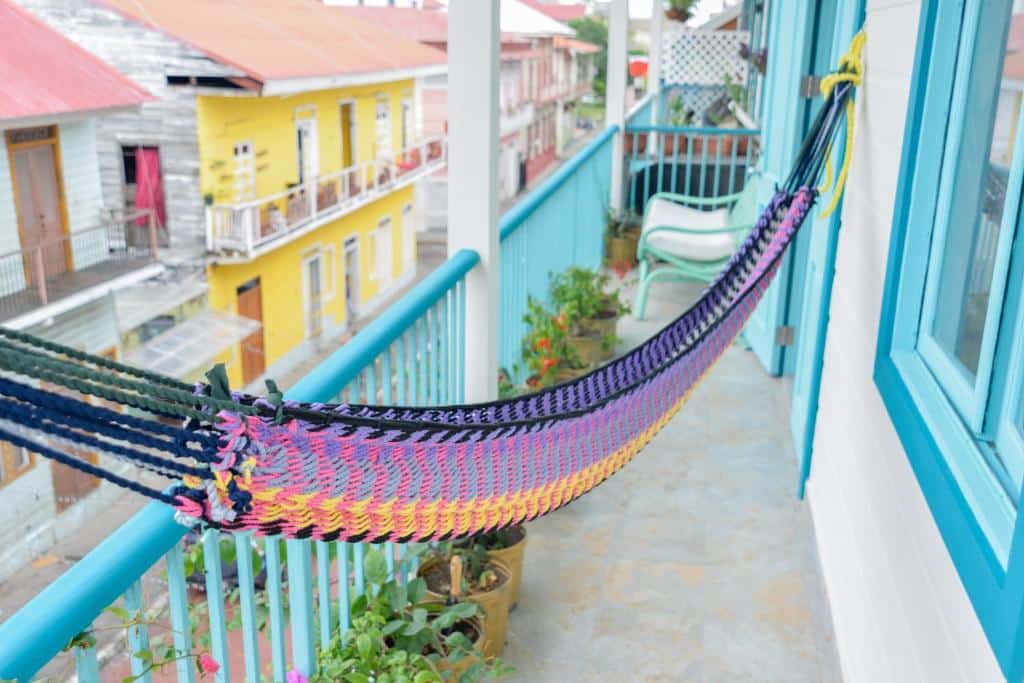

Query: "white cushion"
left=641, top=197, right=735, bottom=262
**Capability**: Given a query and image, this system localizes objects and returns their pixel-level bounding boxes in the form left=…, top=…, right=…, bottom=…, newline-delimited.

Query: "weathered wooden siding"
left=58, top=118, right=107, bottom=269
left=15, top=0, right=243, bottom=253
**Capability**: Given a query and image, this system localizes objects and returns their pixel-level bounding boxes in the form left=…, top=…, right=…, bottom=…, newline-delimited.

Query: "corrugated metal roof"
left=0, top=0, right=152, bottom=123
left=97, top=0, right=447, bottom=85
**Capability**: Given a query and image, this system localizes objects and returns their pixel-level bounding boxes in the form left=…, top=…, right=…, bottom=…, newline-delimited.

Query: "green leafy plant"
left=667, top=93, right=694, bottom=127
left=665, top=0, right=698, bottom=22
left=65, top=606, right=220, bottom=682
left=549, top=267, right=629, bottom=337
left=312, top=548, right=511, bottom=683
left=520, top=297, right=583, bottom=389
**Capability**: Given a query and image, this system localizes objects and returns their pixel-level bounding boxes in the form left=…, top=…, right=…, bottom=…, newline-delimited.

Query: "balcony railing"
left=0, top=209, right=159, bottom=324
left=623, top=125, right=761, bottom=214
left=206, top=137, right=447, bottom=260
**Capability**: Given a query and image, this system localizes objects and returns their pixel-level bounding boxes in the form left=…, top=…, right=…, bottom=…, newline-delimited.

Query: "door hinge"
left=800, top=75, right=822, bottom=98
left=776, top=325, right=796, bottom=347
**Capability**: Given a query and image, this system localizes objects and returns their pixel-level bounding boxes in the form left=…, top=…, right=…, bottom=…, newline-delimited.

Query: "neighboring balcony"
left=205, top=137, right=447, bottom=262
left=0, top=209, right=162, bottom=327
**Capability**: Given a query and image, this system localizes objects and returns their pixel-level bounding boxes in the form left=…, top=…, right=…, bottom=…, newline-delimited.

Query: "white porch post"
left=606, top=0, right=629, bottom=213
left=647, top=0, right=664, bottom=125
left=448, top=0, right=500, bottom=402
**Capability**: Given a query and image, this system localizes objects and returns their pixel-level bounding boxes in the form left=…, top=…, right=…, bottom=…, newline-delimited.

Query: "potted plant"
left=605, top=209, right=641, bottom=270
left=313, top=547, right=510, bottom=682
left=419, top=544, right=513, bottom=658
left=521, top=298, right=586, bottom=389
left=551, top=267, right=629, bottom=363
left=665, top=0, right=697, bottom=23
left=458, top=526, right=528, bottom=610
left=624, top=128, right=647, bottom=155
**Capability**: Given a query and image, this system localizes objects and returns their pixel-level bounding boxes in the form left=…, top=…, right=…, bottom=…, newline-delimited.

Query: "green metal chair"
left=633, top=177, right=760, bottom=320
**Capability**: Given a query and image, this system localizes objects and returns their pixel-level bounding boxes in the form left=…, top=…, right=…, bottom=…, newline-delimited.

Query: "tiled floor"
left=502, top=277, right=841, bottom=683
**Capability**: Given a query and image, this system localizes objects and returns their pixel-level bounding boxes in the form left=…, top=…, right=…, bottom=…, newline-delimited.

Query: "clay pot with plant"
left=313, top=547, right=512, bottom=683
left=605, top=209, right=641, bottom=270
left=665, top=0, right=697, bottom=22
left=458, top=527, right=528, bottom=610
left=419, top=544, right=514, bottom=658
left=551, top=267, right=630, bottom=363
left=521, top=298, right=586, bottom=389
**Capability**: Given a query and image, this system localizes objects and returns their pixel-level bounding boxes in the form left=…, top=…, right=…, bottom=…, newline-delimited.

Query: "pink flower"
left=287, top=671, right=309, bottom=683
left=199, top=653, right=220, bottom=675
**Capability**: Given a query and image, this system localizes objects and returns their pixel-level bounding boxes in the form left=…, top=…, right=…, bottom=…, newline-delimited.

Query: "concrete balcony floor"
left=503, top=277, right=842, bottom=682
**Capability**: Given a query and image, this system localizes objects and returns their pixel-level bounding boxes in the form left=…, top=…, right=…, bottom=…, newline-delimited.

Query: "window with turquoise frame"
left=876, top=0, right=1024, bottom=678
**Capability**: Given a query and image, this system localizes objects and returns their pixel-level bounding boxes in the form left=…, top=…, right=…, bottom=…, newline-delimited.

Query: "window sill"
left=888, top=348, right=1014, bottom=568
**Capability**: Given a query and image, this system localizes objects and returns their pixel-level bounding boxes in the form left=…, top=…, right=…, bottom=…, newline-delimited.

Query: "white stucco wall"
left=807, top=2, right=1004, bottom=680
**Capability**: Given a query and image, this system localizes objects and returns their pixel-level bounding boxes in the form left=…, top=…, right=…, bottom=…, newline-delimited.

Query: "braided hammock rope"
left=0, top=40, right=863, bottom=542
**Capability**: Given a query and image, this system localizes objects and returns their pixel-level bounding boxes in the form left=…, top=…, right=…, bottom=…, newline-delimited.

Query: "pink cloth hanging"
left=134, top=148, right=166, bottom=228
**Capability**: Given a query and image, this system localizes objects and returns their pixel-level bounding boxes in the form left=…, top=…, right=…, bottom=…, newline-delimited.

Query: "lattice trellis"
left=663, top=29, right=749, bottom=87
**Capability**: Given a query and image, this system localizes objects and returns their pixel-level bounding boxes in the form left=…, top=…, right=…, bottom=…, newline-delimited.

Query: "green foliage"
left=520, top=297, right=583, bottom=388
left=667, top=93, right=695, bottom=127
left=313, top=548, right=511, bottom=683
left=723, top=73, right=749, bottom=112
left=424, top=543, right=500, bottom=596
left=604, top=208, right=641, bottom=239
left=569, top=16, right=608, bottom=96
left=458, top=527, right=524, bottom=553
left=549, top=267, right=629, bottom=335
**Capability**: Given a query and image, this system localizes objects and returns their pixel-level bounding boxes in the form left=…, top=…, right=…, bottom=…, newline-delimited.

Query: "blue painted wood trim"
left=874, top=0, right=1024, bottom=678
left=0, top=500, right=189, bottom=682
left=499, top=125, right=618, bottom=241
left=796, top=0, right=867, bottom=498
left=288, top=248, right=479, bottom=402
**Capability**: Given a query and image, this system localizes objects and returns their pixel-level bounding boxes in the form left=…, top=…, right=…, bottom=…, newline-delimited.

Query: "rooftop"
left=97, top=0, right=448, bottom=93
left=0, top=0, right=151, bottom=123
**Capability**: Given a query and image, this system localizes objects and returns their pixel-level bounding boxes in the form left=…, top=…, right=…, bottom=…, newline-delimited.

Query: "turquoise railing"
left=0, top=122, right=618, bottom=682
left=0, top=250, right=478, bottom=683
left=623, top=124, right=761, bottom=215
left=498, top=124, right=616, bottom=375
left=625, top=91, right=657, bottom=127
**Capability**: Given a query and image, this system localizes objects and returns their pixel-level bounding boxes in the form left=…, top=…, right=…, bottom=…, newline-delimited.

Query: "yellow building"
left=99, top=0, right=449, bottom=387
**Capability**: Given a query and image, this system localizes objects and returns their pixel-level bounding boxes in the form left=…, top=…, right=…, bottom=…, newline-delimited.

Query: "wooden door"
left=237, top=278, right=266, bottom=384
left=340, top=102, right=356, bottom=168
left=10, top=131, right=68, bottom=283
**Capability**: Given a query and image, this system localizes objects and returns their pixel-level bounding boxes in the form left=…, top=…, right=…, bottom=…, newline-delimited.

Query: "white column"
left=647, top=0, right=664, bottom=124
left=447, top=0, right=500, bottom=402
left=605, top=0, right=629, bottom=213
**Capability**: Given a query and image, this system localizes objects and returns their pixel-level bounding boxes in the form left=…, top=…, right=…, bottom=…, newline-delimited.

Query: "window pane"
left=929, top=9, right=1022, bottom=379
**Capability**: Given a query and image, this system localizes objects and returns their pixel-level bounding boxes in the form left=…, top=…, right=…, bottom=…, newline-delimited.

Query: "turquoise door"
left=744, top=0, right=818, bottom=375
left=791, top=0, right=866, bottom=496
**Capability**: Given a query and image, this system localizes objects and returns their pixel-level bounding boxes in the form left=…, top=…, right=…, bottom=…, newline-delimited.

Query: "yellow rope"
left=817, top=30, right=866, bottom=218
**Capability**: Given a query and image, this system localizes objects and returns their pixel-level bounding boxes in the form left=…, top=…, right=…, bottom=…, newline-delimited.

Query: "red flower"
left=554, top=314, right=568, bottom=331
left=612, top=260, right=631, bottom=280
left=199, top=654, right=220, bottom=675
left=535, top=337, right=551, bottom=352
left=540, top=357, right=558, bottom=375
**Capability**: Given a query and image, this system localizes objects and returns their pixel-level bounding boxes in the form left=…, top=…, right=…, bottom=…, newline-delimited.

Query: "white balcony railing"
left=205, top=136, right=447, bottom=260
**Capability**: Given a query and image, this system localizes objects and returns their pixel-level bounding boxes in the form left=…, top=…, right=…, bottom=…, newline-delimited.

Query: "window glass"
left=927, top=10, right=1023, bottom=380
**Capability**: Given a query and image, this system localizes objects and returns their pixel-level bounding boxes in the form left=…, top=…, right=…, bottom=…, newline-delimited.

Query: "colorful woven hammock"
left=0, top=41, right=862, bottom=543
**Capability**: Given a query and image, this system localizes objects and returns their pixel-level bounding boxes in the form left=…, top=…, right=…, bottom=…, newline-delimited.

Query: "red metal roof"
left=519, top=0, right=586, bottom=23
left=554, top=37, right=600, bottom=54
left=97, top=0, right=447, bottom=84
left=0, top=0, right=151, bottom=123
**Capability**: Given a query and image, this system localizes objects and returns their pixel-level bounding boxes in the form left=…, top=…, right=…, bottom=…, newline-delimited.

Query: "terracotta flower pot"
left=569, top=332, right=604, bottom=366
left=485, top=526, right=527, bottom=609
left=420, top=558, right=513, bottom=658
left=586, top=313, right=618, bottom=361
left=624, top=131, right=647, bottom=155
left=606, top=234, right=639, bottom=267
